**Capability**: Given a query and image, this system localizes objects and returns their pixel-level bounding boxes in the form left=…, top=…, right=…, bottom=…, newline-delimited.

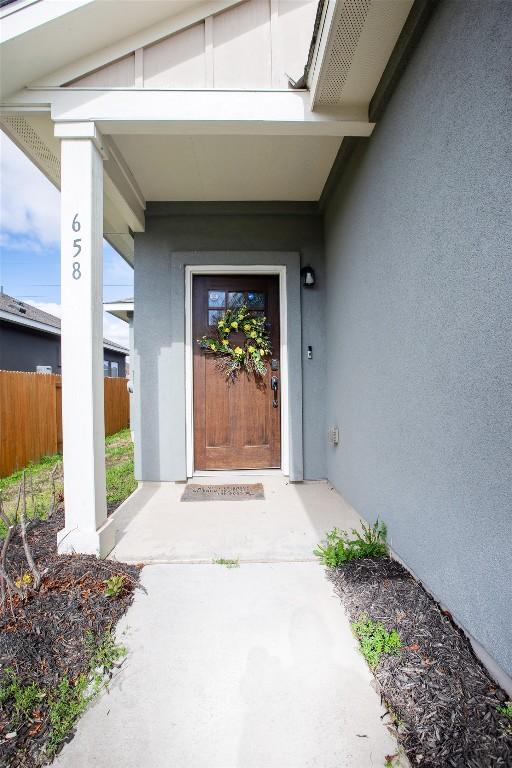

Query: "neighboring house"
left=1, top=0, right=511, bottom=693
left=0, top=291, right=128, bottom=376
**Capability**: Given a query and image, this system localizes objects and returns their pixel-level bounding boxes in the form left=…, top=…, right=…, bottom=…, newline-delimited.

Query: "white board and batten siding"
left=66, top=0, right=317, bottom=90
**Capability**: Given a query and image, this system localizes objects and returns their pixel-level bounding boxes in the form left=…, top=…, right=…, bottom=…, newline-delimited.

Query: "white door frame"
left=185, top=264, right=289, bottom=478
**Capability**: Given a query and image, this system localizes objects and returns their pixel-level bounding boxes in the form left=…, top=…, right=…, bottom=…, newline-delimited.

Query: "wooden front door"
left=193, top=275, right=281, bottom=470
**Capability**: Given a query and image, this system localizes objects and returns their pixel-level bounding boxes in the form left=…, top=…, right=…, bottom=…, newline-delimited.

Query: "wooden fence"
left=0, top=371, right=130, bottom=478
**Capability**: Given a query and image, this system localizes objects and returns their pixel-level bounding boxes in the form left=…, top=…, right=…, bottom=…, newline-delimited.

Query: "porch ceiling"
left=113, top=133, right=342, bottom=202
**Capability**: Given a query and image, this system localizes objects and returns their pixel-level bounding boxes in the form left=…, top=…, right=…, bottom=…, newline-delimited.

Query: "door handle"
left=271, top=376, right=279, bottom=408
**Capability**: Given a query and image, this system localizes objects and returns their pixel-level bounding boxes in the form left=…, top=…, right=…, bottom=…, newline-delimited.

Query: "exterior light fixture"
left=301, top=266, right=316, bottom=287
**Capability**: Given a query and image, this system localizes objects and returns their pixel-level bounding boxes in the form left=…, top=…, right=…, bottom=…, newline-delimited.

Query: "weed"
left=498, top=702, right=512, bottom=720
left=103, top=574, right=126, bottom=598
left=314, top=519, right=388, bottom=566
left=0, top=669, right=45, bottom=724
left=87, top=629, right=127, bottom=673
left=352, top=614, right=401, bottom=668
left=213, top=558, right=240, bottom=569
left=46, top=674, right=90, bottom=755
left=15, top=572, right=33, bottom=589
left=0, top=631, right=127, bottom=757
left=46, top=631, right=126, bottom=755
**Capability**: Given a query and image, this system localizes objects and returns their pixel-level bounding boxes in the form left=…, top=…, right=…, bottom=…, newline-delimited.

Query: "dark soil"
left=328, top=557, right=512, bottom=768
left=0, top=507, right=141, bottom=767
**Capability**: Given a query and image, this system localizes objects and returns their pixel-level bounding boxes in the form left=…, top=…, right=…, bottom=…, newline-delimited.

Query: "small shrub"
left=352, top=614, right=401, bottom=668
left=103, top=574, right=126, bottom=598
left=314, top=519, right=388, bottom=566
left=213, top=558, right=239, bottom=569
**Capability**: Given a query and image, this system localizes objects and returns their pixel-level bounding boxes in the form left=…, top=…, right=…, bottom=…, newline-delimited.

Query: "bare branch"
left=49, top=461, right=60, bottom=518
left=19, top=471, right=42, bottom=591
left=0, top=497, right=23, bottom=603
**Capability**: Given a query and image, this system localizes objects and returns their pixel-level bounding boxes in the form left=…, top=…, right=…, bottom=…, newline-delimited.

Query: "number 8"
left=72, top=262, right=81, bottom=280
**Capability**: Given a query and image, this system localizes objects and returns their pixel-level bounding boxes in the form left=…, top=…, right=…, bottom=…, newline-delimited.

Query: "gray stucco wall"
left=324, top=1, right=512, bottom=677
left=133, top=203, right=326, bottom=482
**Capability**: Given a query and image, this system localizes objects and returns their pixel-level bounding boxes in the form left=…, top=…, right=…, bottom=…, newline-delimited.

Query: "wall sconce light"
left=301, top=266, right=316, bottom=287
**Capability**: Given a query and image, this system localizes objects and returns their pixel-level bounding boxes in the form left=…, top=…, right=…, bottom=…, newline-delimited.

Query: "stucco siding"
left=324, top=1, right=512, bottom=677
left=133, top=204, right=326, bottom=482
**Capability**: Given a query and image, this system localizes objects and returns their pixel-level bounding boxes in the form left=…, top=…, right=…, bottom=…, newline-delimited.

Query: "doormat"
left=180, top=483, right=264, bottom=502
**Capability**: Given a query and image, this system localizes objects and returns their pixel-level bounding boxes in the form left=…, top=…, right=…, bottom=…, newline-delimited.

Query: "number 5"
left=73, top=238, right=82, bottom=257
left=72, top=213, right=81, bottom=232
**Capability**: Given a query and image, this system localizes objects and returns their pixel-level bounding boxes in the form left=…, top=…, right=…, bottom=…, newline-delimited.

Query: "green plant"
left=46, top=674, right=90, bottom=755
left=314, top=519, right=388, bottom=566
left=0, top=669, right=45, bottom=723
left=103, top=574, right=126, bottom=597
left=352, top=614, right=401, bottom=668
left=213, top=557, right=240, bottom=569
left=497, top=702, right=512, bottom=720
left=88, top=629, right=127, bottom=672
left=46, top=631, right=127, bottom=755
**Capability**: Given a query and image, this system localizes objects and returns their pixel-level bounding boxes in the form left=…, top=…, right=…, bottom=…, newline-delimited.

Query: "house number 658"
left=72, top=213, right=82, bottom=280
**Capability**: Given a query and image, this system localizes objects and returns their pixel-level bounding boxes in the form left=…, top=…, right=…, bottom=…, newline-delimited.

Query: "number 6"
left=72, top=213, right=81, bottom=232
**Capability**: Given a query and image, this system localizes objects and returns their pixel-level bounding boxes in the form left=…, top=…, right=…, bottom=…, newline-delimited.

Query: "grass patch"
left=106, top=459, right=137, bottom=510
left=0, top=428, right=136, bottom=535
left=213, top=557, right=240, bottom=569
left=352, top=614, right=401, bottom=668
left=314, top=519, right=388, bottom=567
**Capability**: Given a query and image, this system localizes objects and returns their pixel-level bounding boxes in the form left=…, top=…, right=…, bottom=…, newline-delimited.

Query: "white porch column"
left=56, top=123, right=113, bottom=556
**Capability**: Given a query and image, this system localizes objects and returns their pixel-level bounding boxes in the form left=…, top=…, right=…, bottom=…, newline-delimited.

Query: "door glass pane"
left=246, top=291, right=265, bottom=309
left=208, top=290, right=225, bottom=308
left=227, top=291, right=245, bottom=309
left=208, top=310, right=223, bottom=325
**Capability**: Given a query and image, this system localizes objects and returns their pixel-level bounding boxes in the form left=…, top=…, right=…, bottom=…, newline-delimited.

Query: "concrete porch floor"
left=110, top=476, right=363, bottom=563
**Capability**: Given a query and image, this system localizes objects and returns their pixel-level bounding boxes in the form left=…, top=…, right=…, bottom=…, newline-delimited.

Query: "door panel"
left=193, top=275, right=280, bottom=470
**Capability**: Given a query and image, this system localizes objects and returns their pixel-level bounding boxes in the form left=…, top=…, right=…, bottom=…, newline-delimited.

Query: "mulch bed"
left=327, top=557, right=512, bottom=767
left=0, top=507, right=141, bottom=767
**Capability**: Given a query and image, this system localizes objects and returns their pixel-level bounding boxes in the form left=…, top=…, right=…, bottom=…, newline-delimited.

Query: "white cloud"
left=31, top=301, right=129, bottom=349
left=103, top=312, right=129, bottom=348
left=0, top=133, right=60, bottom=244
left=31, top=301, right=61, bottom=319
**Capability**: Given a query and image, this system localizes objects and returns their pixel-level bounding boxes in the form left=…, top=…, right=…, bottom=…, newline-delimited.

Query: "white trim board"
left=185, top=264, right=290, bottom=479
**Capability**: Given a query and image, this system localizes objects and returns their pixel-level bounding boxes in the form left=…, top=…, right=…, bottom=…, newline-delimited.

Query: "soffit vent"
left=316, top=0, right=371, bottom=105
left=1, top=115, right=60, bottom=187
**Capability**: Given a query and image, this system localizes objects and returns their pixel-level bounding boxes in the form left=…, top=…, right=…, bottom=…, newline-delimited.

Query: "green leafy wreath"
left=197, top=303, right=272, bottom=379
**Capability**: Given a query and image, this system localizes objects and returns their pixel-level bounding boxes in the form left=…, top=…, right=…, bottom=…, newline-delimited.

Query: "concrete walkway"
left=55, top=562, right=400, bottom=768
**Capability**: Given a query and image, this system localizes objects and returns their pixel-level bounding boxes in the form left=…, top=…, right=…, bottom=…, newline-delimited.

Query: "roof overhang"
left=104, top=300, right=134, bottom=324
left=1, top=0, right=416, bottom=261
left=0, top=308, right=60, bottom=335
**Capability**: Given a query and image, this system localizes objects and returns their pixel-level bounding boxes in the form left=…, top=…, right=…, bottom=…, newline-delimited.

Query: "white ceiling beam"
left=9, top=89, right=373, bottom=137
